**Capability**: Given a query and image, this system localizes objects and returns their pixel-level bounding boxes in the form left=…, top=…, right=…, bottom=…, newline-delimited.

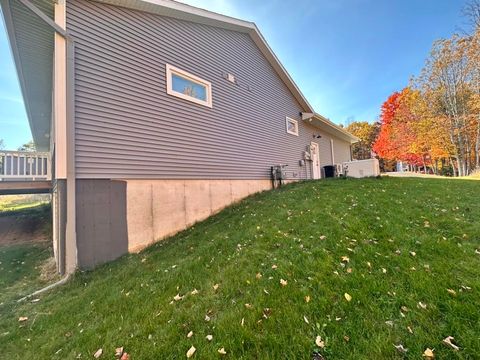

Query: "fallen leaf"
left=315, top=336, right=325, bottom=348
left=173, top=294, right=183, bottom=301
left=206, top=335, right=213, bottom=341
left=256, top=273, right=262, bottom=279
left=218, top=348, right=227, bottom=355
left=319, top=235, right=326, bottom=240
left=245, top=303, right=253, bottom=309
left=366, top=261, right=372, bottom=268
left=394, top=344, right=408, bottom=354
left=187, top=331, right=193, bottom=338
left=385, top=320, right=394, bottom=327
left=120, top=353, right=129, bottom=360
left=341, top=256, right=350, bottom=263
left=271, top=264, right=278, bottom=269
left=344, top=293, right=352, bottom=302
left=305, top=295, right=311, bottom=303
left=186, top=346, right=196, bottom=358
left=407, top=326, right=413, bottom=334
left=417, top=302, right=427, bottom=309
left=346, top=268, right=353, bottom=273
left=423, top=348, right=434, bottom=359
left=409, top=251, right=416, bottom=257
left=304, top=316, right=309, bottom=324
left=382, top=268, right=387, bottom=274
left=205, top=315, right=211, bottom=322
left=241, top=318, right=245, bottom=326
left=447, top=289, right=457, bottom=296
left=18, top=317, right=28, bottom=322
left=114, top=347, right=124, bottom=357
left=93, top=348, right=103, bottom=358
left=191, top=289, right=199, bottom=295
left=442, top=336, right=460, bottom=351
left=213, top=284, right=219, bottom=291
left=343, top=335, right=350, bottom=342
left=280, top=279, right=288, bottom=287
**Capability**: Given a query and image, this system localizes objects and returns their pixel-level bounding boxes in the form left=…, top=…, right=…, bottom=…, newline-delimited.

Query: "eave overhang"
left=0, top=0, right=54, bottom=151
left=302, top=112, right=360, bottom=144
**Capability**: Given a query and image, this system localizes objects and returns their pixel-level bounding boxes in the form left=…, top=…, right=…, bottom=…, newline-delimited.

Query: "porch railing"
left=0, top=151, right=50, bottom=181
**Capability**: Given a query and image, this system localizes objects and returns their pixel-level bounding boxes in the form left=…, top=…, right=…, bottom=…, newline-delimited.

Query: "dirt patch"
left=0, top=215, right=49, bottom=246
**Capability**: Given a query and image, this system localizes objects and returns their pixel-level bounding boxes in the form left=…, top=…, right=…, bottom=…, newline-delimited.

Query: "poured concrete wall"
left=76, top=179, right=128, bottom=269
left=126, top=179, right=272, bottom=252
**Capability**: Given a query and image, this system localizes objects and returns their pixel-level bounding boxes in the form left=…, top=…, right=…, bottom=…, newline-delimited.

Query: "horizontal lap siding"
left=67, top=0, right=328, bottom=179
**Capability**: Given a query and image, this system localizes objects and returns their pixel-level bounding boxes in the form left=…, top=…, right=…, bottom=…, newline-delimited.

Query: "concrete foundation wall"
left=76, top=179, right=128, bottom=269
left=126, top=179, right=272, bottom=252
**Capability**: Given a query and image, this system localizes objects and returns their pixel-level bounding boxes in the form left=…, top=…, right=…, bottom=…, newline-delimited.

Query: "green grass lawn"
left=1, top=177, right=479, bottom=359
left=0, top=242, right=53, bottom=305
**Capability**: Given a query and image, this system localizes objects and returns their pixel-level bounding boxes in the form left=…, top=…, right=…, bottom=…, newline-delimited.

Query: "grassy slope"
left=0, top=243, right=52, bottom=305
left=1, top=177, right=479, bottom=359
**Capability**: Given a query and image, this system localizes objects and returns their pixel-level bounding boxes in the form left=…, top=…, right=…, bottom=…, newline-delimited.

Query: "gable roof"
left=1, top=0, right=358, bottom=150
left=97, top=0, right=314, bottom=112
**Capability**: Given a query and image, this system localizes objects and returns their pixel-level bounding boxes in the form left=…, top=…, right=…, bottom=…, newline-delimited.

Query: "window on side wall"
left=166, top=64, right=212, bottom=108
left=286, top=117, right=299, bottom=136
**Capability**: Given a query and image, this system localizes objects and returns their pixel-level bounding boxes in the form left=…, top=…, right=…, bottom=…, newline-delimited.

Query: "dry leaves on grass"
left=315, top=336, right=325, bottom=348
left=442, top=336, right=460, bottom=351
left=18, top=317, right=28, bottom=322
left=206, top=335, right=213, bottom=341
left=213, top=284, right=220, bottom=291
left=280, top=279, right=288, bottom=287
left=447, top=289, right=457, bottom=296
left=187, top=331, right=193, bottom=338
left=344, top=293, right=352, bottom=302
left=305, top=295, right=311, bottom=303
left=394, top=344, right=408, bottom=354
left=186, top=346, right=196, bottom=358
left=423, top=348, right=435, bottom=359
left=341, top=256, right=350, bottom=263
left=218, top=348, right=227, bottom=355
left=417, top=302, right=427, bottom=309
left=93, top=348, right=103, bottom=358
left=173, top=294, right=183, bottom=301
left=191, top=289, right=199, bottom=295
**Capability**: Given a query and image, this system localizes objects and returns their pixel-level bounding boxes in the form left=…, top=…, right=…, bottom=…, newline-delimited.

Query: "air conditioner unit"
left=335, top=164, right=343, bottom=176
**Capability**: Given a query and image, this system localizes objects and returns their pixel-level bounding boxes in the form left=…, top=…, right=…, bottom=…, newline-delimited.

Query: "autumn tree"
left=345, top=121, right=378, bottom=160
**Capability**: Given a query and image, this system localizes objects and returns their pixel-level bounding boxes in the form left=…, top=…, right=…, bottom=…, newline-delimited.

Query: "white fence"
left=0, top=151, right=50, bottom=181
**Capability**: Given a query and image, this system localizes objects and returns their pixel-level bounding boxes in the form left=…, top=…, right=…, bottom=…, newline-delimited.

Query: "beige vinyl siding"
left=67, top=0, right=349, bottom=179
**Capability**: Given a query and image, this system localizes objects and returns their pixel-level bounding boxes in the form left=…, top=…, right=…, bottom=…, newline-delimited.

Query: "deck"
left=0, top=151, right=51, bottom=195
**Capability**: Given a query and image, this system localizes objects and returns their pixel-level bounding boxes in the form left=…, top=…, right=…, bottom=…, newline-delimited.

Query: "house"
left=1, top=0, right=359, bottom=273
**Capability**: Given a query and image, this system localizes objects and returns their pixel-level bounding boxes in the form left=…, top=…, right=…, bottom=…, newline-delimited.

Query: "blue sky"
left=0, top=0, right=466, bottom=149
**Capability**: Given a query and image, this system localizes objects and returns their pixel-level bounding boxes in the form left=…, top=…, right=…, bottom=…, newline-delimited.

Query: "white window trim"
left=166, top=64, right=212, bottom=108
left=286, top=117, right=299, bottom=136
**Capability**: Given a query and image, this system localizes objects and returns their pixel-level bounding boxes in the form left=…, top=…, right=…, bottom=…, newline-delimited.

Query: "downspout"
left=16, top=0, right=76, bottom=293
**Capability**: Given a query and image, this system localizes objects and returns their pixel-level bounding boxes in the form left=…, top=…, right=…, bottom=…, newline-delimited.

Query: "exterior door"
left=310, top=142, right=321, bottom=179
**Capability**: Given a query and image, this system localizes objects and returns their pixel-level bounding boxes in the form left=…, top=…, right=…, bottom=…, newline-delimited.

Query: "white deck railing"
left=0, top=151, right=50, bottom=181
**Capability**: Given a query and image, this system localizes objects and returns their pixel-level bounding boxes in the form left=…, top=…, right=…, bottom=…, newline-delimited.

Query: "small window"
left=166, top=64, right=212, bottom=107
left=286, top=117, right=299, bottom=136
